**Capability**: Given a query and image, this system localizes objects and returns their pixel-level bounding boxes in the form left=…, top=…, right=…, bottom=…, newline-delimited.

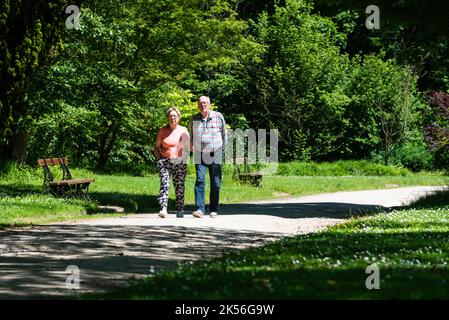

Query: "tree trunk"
left=384, top=138, right=390, bottom=166
left=97, top=132, right=110, bottom=170
left=3, top=127, right=28, bottom=165
left=97, top=123, right=119, bottom=170
left=11, top=129, right=28, bottom=164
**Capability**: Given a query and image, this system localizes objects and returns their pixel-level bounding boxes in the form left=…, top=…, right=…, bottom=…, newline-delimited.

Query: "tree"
left=221, top=0, right=353, bottom=161
left=314, top=0, right=449, bottom=92
left=375, top=64, right=415, bottom=165
left=424, top=91, right=449, bottom=168
left=27, top=0, right=261, bottom=170
left=344, top=55, right=418, bottom=164
left=0, top=0, right=78, bottom=163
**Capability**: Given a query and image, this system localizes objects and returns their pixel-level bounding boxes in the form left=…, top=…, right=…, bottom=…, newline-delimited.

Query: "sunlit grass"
left=1, top=163, right=448, bottom=227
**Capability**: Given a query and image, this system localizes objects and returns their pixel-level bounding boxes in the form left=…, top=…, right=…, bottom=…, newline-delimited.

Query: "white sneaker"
left=210, top=212, right=218, bottom=218
left=158, top=208, right=168, bottom=218
left=192, top=210, right=204, bottom=218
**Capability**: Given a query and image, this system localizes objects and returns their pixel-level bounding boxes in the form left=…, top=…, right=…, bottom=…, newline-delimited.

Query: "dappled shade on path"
left=220, top=202, right=388, bottom=218
left=0, top=224, right=284, bottom=299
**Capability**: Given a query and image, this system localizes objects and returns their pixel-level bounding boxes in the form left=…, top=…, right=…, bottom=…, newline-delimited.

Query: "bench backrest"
left=37, top=157, right=69, bottom=167
left=37, top=156, right=72, bottom=181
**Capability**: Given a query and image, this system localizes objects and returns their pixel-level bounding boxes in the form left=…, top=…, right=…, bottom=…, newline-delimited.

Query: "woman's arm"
left=154, top=131, right=163, bottom=160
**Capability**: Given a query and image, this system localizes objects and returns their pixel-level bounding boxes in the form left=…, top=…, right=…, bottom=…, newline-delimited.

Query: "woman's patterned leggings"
left=157, top=158, right=187, bottom=211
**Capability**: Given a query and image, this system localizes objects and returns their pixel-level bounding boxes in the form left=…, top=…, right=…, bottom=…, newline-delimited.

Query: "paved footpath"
left=0, top=186, right=444, bottom=299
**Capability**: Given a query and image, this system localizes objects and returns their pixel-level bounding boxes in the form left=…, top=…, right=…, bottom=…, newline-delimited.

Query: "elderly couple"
left=154, top=96, right=227, bottom=219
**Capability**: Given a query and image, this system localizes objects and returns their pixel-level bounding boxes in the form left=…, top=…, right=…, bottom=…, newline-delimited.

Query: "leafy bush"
left=371, top=131, right=436, bottom=172
left=277, top=160, right=412, bottom=176
left=391, top=142, right=434, bottom=172
left=0, top=162, right=42, bottom=186
left=424, top=91, right=449, bottom=170
left=98, top=161, right=157, bottom=176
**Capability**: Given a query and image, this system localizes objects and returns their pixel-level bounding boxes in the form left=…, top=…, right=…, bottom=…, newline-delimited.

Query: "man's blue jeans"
left=194, top=162, right=222, bottom=213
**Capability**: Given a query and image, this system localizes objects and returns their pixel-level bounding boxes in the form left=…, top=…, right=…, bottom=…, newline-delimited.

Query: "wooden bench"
left=239, top=172, right=263, bottom=187
left=233, top=157, right=263, bottom=187
left=37, top=157, right=95, bottom=197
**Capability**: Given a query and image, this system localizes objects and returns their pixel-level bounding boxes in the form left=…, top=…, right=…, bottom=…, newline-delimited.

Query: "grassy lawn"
left=0, top=162, right=448, bottom=227
left=94, top=190, right=449, bottom=300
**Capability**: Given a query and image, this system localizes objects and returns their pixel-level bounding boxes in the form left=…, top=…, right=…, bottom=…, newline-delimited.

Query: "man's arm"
left=221, top=113, right=228, bottom=146
left=188, top=118, right=194, bottom=151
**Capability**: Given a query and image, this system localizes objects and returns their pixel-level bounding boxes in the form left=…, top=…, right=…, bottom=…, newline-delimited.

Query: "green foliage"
left=277, top=160, right=412, bottom=176
left=371, top=131, right=435, bottom=172
left=226, top=113, right=250, bottom=130
left=343, top=54, right=420, bottom=163
left=0, top=161, right=42, bottom=186
left=3, top=0, right=448, bottom=171
left=25, top=0, right=261, bottom=171
left=222, top=0, right=421, bottom=163
left=282, top=129, right=312, bottom=162
left=220, top=0, right=428, bottom=165
left=0, top=0, right=69, bottom=161
left=246, top=0, right=353, bottom=160
left=315, top=0, right=449, bottom=92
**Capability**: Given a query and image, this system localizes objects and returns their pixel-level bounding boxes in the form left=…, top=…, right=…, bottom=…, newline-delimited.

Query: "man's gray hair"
left=198, top=96, right=210, bottom=104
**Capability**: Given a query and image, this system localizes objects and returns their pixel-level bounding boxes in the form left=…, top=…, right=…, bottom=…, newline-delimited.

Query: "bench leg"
left=48, top=186, right=59, bottom=197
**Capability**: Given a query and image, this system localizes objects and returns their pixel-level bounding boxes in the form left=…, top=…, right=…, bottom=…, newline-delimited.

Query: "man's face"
left=198, top=98, right=210, bottom=114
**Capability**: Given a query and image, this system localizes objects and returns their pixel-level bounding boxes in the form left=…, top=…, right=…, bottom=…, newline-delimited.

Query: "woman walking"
left=154, top=107, right=190, bottom=218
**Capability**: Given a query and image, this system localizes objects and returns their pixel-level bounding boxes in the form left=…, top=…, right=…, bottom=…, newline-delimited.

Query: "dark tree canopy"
left=0, top=0, right=77, bottom=162
left=0, top=0, right=448, bottom=170
left=314, top=0, right=449, bottom=91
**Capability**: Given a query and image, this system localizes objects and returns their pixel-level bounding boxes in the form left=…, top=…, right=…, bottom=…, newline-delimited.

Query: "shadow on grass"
left=0, top=184, right=41, bottom=196
left=0, top=182, right=193, bottom=216
left=0, top=183, right=168, bottom=214
left=97, top=267, right=449, bottom=300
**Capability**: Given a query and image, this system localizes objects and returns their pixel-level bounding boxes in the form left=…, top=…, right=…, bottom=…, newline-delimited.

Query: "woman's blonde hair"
left=166, top=107, right=181, bottom=118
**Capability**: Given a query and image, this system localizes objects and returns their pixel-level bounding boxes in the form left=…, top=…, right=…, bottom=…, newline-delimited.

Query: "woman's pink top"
left=157, top=125, right=190, bottom=159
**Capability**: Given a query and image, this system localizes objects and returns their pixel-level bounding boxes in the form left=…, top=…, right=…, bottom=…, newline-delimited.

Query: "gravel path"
left=0, top=186, right=443, bottom=299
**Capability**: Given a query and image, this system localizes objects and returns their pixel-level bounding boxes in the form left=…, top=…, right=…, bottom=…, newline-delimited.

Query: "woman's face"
left=168, top=111, right=179, bottom=126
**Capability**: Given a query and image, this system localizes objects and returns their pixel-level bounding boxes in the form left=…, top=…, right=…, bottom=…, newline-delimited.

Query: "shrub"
left=277, top=160, right=412, bottom=176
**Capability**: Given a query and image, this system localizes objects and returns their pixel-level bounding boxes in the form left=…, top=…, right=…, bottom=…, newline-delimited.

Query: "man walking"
left=189, top=96, right=227, bottom=218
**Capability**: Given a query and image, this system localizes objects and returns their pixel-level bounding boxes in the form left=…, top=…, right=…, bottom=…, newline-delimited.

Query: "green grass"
left=89, top=174, right=449, bottom=210
left=1, top=161, right=449, bottom=227
left=93, top=190, right=449, bottom=300
left=276, top=160, right=417, bottom=176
